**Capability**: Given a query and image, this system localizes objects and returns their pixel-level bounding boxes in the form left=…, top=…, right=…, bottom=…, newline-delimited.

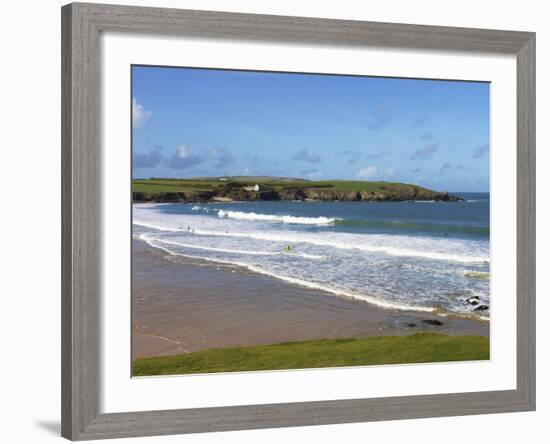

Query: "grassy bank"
left=133, top=333, right=489, bottom=376
left=133, top=176, right=429, bottom=194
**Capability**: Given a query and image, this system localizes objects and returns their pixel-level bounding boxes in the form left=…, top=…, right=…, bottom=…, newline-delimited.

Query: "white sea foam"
left=216, top=209, right=339, bottom=225
left=134, top=217, right=488, bottom=264
left=139, top=234, right=435, bottom=314
left=134, top=221, right=180, bottom=232
left=190, top=228, right=488, bottom=264
left=139, top=234, right=325, bottom=260
left=133, top=202, right=490, bottom=318
left=241, top=263, right=435, bottom=313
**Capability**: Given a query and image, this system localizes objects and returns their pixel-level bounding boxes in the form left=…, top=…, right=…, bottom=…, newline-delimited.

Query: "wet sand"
left=132, top=238, right=489, bottom=359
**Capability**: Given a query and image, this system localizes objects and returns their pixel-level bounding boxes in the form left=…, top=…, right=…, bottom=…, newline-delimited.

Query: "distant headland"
left=132, top=176, right=464, bottom=204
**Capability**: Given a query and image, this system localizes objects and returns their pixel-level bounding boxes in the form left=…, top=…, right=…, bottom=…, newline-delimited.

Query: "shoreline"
left=140, top=231, right=489, bottom=321
left=132, top=238, right=488, bottom=359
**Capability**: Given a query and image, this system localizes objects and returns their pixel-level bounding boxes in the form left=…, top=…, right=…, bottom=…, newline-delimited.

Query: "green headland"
left=133, top=176, right=463, bottom=203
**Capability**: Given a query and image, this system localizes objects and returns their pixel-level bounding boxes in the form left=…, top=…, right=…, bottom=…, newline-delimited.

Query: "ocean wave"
left=139, top=235, right=436, bottom=314
left=133, top=202, right=490, bottom=319
left=190, top=229, right=489, bottom=264
left=134, top=221, right=488, bottom=264
left=139, top=234, right=326, bottom=260
left=191, top=205, right=213, bottom=212
left=173, top=205, right=488, bottom=236
left=241, top=263, right=436, bottom=313
left=134, top=221, right=180, bottom=232
left=216, top=209, right=339, bottom=225
left=139, top=234, right=490, bottom=320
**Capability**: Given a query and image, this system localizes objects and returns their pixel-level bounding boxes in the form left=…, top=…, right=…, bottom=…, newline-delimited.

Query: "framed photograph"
left=61, top=2, right=535, bottom=440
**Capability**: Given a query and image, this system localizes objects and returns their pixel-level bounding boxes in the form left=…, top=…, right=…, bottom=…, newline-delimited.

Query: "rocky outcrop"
left=133, top=185, right=463, bottom=204
left=466, top=296, right=481, bottom=306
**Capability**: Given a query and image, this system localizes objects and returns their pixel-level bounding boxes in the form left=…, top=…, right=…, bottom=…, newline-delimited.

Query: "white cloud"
left=132, top=98, right=152, bottom=128
left=176, top=145, right=192, bottom=158
left=358, top=166, right=377, bottom=179
left=358, top=166, right=394, bottom=180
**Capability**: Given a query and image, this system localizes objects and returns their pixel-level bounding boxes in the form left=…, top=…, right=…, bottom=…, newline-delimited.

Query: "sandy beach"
left=132, top=238, right=489, bottom=359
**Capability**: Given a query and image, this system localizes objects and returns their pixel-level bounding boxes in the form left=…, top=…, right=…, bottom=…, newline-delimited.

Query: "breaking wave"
left=216, top=209, right=339, bottom=225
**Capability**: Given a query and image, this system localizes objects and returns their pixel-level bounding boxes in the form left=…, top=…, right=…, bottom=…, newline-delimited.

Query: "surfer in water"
left=285, top=244, right=292, bottom=252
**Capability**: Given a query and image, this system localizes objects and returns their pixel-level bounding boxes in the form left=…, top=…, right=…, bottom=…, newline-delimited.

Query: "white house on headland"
left=243, top=184, right=260, bottom=192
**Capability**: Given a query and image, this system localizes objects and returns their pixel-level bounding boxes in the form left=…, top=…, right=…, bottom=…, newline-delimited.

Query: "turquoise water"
left=133, top=193, right=490, bottom=319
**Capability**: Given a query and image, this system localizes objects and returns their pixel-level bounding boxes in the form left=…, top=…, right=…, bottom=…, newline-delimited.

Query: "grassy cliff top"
left=133, top=176, right=439, bottom=194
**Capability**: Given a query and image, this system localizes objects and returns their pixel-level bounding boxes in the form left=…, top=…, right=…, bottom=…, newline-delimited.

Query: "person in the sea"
left=285, top=244, right=292, bottom=252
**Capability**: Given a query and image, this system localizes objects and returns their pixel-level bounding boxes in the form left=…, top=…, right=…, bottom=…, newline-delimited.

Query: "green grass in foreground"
left=133, top=333, right=489, bottom=376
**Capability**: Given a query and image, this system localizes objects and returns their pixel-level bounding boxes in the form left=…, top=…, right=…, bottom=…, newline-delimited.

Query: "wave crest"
left=216, top=209, right=339, bottom=225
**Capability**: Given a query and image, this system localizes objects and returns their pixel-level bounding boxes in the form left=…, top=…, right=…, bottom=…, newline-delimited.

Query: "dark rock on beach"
left=474, top=305, right=489, bottom=311
left=422, top=319, right=443, bottom=326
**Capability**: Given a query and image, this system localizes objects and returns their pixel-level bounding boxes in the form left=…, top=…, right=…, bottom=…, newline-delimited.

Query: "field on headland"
left=132, top=176, right=463, bottom=203
left=134, top=176, right=406, bottom=193
left=133, top=333, right=490, bottom=376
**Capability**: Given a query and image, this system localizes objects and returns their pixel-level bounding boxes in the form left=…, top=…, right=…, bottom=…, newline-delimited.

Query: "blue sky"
left=132, top=66, right=490, bottom=192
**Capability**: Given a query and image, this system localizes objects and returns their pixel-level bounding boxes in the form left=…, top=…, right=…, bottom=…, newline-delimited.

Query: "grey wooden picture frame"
left=61, top=2, right=536, bottom=440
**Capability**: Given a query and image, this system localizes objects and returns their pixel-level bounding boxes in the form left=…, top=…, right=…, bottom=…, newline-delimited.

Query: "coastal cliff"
left=133, top=177, right=463, bottom=203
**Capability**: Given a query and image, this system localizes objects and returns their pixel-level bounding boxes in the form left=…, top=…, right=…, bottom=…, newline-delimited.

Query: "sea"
left=133, top=192, right=490, bottom=320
